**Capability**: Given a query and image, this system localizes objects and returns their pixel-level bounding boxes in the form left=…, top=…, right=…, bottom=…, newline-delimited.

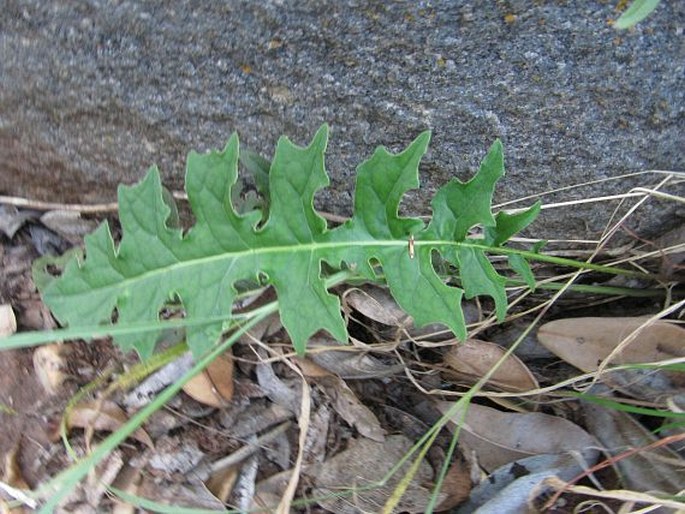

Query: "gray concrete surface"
left=1, top=1, right=683, bottom=240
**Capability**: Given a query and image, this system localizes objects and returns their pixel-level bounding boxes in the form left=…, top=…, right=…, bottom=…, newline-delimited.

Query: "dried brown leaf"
left=434, top=459, right=474, bottom=511
left=306, top=337, right=404, bottom=379
left=538, top=317, right=684, bottom=371
left=297, top=358, right=385, bottom=442
left=110, top=463, right=142, bottom=514
left=345, top=285, right=413, bottom=327
left=251, top=470, right=293, bottom=512
left=136, top=476, right=225, bottom=510
left=33, top=344, right=68, bottom=395
left=0, top=205, right=34, bottom=239
left=3, top=444, right=29, bottom=490
left=443, top=339, right=538, bottom=392
left=255, top=356, right=301, bottom=415
left=302, top=404, right=331, bottom=464
left=436, top=401, right=597, bottom=472
left=538, top=317, right=685, bottom=398
left=67, top=400, right=154, bottom=448
left=2, top=443, right=31, bottom=513
left=40, top=210, right=97, bottom=243
left=345, top=285, right=478, bottom=340
left=309, top=435, right=444, bottom=514
left=582, top=395, right=685, bottom=494
left=0, top=304, right=17, bottom=338
left=182, top=351, right=234, bottom=407
left=293, top=356, right=331, bottom=378
left=324, top=377, right=385, bottom=442
left=653, top=224, right=685, bottom=279
left=205, top=465, right=239, bottom=504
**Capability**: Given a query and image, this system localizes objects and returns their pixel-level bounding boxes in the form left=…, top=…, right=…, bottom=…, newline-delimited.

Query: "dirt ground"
left=0, top=228, right=116, bottom=483
left=1, top=209, right=682, bottom=513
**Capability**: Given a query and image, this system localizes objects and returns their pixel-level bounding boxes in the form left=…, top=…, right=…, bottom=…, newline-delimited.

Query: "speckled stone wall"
left=1, top=1, right=683, bottom=240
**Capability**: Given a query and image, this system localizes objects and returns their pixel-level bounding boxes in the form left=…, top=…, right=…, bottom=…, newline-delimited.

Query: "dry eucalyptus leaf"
left=345, top=285, right=413, bottom=327
left=653, top=224, right=685, bottom=279
left=296, top=356, right=385, bottom=442
left=182, top=351, right=234, bottom=408
left=0, top=303, right=17, bottom=337
left=434, top=459, right=475, bottom=511
left=294, top=356, right=331, bottom=378
left=3, top=445, right=29, bottom=488
left=136, top=476, right=225, bottom=511
left=33, top=344, right=68, bottom=395
left=2, top=443, right=31, bottom=513
left=302, top=404, right=331, bottom=464
left=443, top=339, right=538, bottom=392
left=538, top=317, right=685, bottom=398
left=538, top=317, right=685, bottom=370
left=110, top=463, right=142, bottom=514
left=306, top=337, right=404, bottom=379
left=345, top=285, right=478, bottom=340
left=40, top=210, right=97, bottom=242
left=67, top=400, right=154, bottom=448
left=84, top=450, right=125, bottom=508
left=205, top=465, right=239, bottom=504
left=255, top=354, right=301, bottom=415
left=251, top=469, right=293, bottom=512
left=309, top=435, right=445, bottom=514
left=456, top=453, right=598, bottom=514
left=0, top=204, right=35, bottom=239
left=319, top=374, right=385, bottom=442
left=436, top=401, right=598, bottom=472
left=582, top=393, right=685, bottom=494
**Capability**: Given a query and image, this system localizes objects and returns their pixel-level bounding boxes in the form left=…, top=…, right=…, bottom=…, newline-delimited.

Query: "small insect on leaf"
left=408, top=234, right=415, bottom=259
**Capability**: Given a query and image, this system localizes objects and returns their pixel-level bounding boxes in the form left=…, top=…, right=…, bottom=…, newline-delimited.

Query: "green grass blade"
left=614, top=0, right=661, bottom=29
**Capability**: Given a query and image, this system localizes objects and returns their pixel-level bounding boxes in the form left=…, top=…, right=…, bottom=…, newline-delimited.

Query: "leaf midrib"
left=58, top=238, right=464, bottom=297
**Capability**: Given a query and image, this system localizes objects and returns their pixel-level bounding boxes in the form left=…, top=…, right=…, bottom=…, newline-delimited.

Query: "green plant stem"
left=464, top=241, right=650, bottom=279
left=564, top=391, right=685, bottom=420
left=0, top=316, right=228, bottom=350
left=505, top=278, right=666, bottom=297
left=1, top=265, right=663, bottom=354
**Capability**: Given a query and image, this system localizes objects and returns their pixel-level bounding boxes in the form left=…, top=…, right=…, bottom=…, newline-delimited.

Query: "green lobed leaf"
left=40, top=125, right=539, bottom=359
left=239, top=147, right=271, bottom=202
left=508, top=254, right=536, bottom=291
left=484, top=202, right=541, bottom=247
left=614, top=0, right=661, bottom=29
